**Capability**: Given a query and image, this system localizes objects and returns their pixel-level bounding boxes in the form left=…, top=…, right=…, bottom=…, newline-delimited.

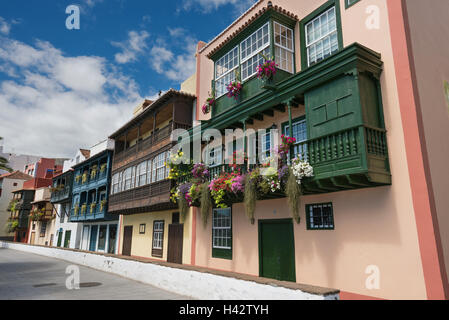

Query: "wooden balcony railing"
left=113, top=122, right=192, bottom=167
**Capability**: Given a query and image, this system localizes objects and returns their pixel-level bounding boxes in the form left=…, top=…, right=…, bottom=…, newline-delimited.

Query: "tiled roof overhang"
left=206, top=3, right=298, bottom=59
left=108, top=89, right=196, bottom=139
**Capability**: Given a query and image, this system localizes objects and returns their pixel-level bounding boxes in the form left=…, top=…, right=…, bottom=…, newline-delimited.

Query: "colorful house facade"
left=169, top=0, right=449, bottom=300
left=108, top=90, right=195, bottom=264
left=70, top=140, right=119, bottom=254
left=0, top=171, right=33, bottom=240
left=28, top=187, right=56, bottom=246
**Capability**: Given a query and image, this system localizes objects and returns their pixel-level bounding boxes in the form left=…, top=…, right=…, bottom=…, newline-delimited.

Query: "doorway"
left=258, top=219, right=296, bottom=282
left=89, top=225, right=98, bottom=252
left=30, top=232, right=35, bottom=245
left=122, top=226, right=133, bottom=256
left=63, top=230, right=72, bottom=248
left=167, top=224, right=183, bottom=264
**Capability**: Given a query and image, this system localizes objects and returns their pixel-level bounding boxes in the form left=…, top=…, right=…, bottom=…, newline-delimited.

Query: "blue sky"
left=0, top=0, right=257, bottom=157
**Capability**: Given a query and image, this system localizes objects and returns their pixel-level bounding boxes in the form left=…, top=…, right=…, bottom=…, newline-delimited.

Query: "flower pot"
left=261, top=77, right=276, bottom=91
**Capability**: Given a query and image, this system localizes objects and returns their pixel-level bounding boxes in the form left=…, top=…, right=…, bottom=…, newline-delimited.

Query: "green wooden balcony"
left=212, top=69, right=292, bottom=117
left=293, top=125, right=390, bottom=193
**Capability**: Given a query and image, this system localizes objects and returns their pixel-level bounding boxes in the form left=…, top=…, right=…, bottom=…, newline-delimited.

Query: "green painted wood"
left=63, top=230, right=71, bottom=248
left=213, top=70, right=291, bottom=117
left=259, top=219, right=296, bottom=282
left=57, top=230, right=63, bottom=247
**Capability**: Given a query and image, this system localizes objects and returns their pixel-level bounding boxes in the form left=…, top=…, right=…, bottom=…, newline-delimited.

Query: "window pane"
left=305, top=7, right=339, bottom=67
left=212, top=208, right=232, bottom=249
left=241, top=47, right=270, bottom=80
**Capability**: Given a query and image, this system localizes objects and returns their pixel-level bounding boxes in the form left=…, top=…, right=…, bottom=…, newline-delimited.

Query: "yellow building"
left=108, top=90, right=196, bottom=264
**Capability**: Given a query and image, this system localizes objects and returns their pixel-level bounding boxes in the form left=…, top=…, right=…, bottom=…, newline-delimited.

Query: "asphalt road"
left=0, top=248, right=189, bottom=300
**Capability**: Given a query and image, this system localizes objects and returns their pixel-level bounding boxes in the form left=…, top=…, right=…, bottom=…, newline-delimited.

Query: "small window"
left=284, top=117, right=308, bottom=160
left=152, top=220, right=165, bottom=257
left=40, top=221, right=47, bottom=237
left=305, top=6, right=339, bottom=67
left=345, top=0, right=361, bottom=8
left=306, top=203, right=334, bottom=230
left=212, top=208, right=232, bottom=260
left=274, top=22, right=294, bottom=73
left=215, top=46, right=239, bottom=98
left=146, top=159, right=152, bottom=184
left=240, top=22, right=271, bottom=81
left=137, top=161, right=147, bottom=187
left=139, top=224, right=146, bottom=234
left=153, top=153, right=166, bottom=182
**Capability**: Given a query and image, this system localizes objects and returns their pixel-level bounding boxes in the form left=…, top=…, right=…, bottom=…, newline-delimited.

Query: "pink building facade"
left=181, top=0, right=449, bottom=300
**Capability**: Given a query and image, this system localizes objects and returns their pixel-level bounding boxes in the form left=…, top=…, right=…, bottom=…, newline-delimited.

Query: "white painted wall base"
left=0, top=241, right=339, bottom=300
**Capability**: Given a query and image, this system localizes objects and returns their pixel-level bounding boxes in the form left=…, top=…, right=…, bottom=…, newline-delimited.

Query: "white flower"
left=291, top=158, right=314, bottom=185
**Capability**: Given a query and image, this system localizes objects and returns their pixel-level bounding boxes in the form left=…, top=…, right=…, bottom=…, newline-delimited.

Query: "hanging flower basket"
left=202, top=96, right=215, bottom=115
left=226, top=80, right=242, bottom=101
left=257, top=54, right=278, bottom=90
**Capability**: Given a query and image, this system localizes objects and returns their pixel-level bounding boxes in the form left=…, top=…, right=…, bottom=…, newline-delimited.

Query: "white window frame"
left=154, top=152, right=166, bottom=182
left=152, top=221, right=164, bottom=250
left=124, top=167, right=132, bottom=191
left=212, top=208, right=232, bottom=250
left=261, top=131, right=272, bottom=160
left=274, top=21, right=294, bottom=73
left=146, top=159, right=152, bottom=185
left=305, top=6, right=339, bottom=67
left=137, top=161, right=147, bottom=187
left=240, top=22, right=271, bottom=81
left=214, top=46, right=239, bottom=99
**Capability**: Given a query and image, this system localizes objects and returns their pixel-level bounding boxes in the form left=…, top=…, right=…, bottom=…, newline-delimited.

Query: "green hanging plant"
left=200, top=183, right=212, bottom=228
left=244, top=175, right=256, bottom=224
left=286, top=167, right=302, bottom=224
left=177, top=194, right=189, bottom=223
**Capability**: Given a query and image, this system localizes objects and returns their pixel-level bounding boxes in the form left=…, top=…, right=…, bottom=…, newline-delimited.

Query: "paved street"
left=0, top=248, right=189, bottom=300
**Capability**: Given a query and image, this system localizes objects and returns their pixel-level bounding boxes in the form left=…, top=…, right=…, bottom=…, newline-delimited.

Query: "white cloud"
left=148, top=30, right=197, bottom=82
left=0, top=17, right=11, bottom=35
left=0, top=36, right=143, bottom=157
left=182, top=0, right=257, bottom=14
left=111, top=30, right=150, bottom=64
left=84, top=0, right=104, bottom=8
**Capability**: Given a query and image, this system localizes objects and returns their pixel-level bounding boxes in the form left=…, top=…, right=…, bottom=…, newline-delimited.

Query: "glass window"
left=215, top=46, right=239, bottom=98
left=285, top=118, right=308, bottom=160
left=261, top=131, right=272, bottom=161
left=240, top=22, right=270, bottom=81
left=305, top=6, right=339, bottom=67
left=212, top=208, right=232, bottom=249
left=124, top=167, right=132, bottom=191
left=205, top=146, right=222, bottom=167
left=154, top=152, right=166, bottom=182
left=146, top=159, right=152, bottom=184
left=137, top=161, right=147, bottom=187
left=274, top=22, right=294, bottom=73
left=306, top=203, right=334, bottom=230
left=111, top=173, right=119, bottom=194
left=152, top=221, right=164, bottom=250
left=130, top=166, right=136, bottom=189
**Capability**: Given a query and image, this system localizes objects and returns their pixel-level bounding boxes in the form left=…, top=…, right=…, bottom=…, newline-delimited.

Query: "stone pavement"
left=0, top=248, right=189, bottom=300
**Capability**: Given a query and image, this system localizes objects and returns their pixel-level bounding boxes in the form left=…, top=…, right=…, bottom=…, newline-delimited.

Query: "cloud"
left=182, top=0, right=257, bottom=14
left=83, top=0, right=104, bottom=8
left=0, top=17, right=11, bottom=35
left=111, top=30, right=150, bottom=64
left=148, top=29, right=197, bottom=82
left=0, top=36, right=143, bottom=157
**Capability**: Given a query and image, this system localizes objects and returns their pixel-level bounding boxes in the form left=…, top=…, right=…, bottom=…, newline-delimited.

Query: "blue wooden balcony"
left=69, top=203, right=117, bottom=222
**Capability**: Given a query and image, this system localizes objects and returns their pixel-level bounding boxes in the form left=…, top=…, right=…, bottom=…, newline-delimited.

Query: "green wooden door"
left=63, top=230, right=71, bottom=248
left=57, top=229, right=63, bottom=247
left=259, top=219, right=296, bottom=282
